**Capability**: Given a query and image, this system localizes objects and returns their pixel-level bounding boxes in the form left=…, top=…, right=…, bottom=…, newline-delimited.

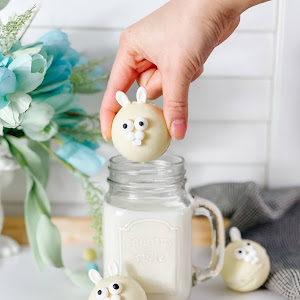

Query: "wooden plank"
left=188, top=78, right=271, bottom=121
left=2, top=0, right=276, bottom=30
left=268, top=0, right=300, bottom=187
left=79, top=78, right=272, bottom=121
left=22, top=28, right=274, bottom=78
left=2, top=216, right=230, bottom=246
left=238, top=0, right=277, bottom=31
left=204, top=32, right=274, bottom=77
left=169, top=123, right=268, bottom=164
left=185, top=163, right=266, bottom=188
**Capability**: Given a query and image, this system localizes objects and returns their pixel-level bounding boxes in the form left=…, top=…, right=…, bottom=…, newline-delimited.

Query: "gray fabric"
left=190, top=182, right=300, bottom=300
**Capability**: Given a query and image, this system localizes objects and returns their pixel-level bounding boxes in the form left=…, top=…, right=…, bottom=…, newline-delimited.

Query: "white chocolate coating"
left=221, top=235, right=270, bottom=292
left=89, top=275, right=147, bottom=300
left=112, top=101, right=171, bottom=163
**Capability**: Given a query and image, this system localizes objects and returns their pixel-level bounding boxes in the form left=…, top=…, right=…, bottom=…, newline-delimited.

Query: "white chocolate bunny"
left=111, top=87, right=171, bottom=162
left=88, top=262, right=147, bottom=300
left=221, top=227, right=270, bottom=292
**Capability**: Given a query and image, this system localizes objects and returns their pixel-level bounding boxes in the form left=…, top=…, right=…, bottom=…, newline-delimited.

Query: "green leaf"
left=5, top=136, right=52, bottom=271
left=36, top=214, right=64, bottom=268
left=0, top=0, right=9, bottom=10
left=24, top=176, right=45, bottom=271
left=28, top=140, right=50, bottom=187
left=5, top=135, right=48, bottom=186
left=33, top=93, right=79, bottom=114
left=64, top=268, right=94, bottom=289
left=22, top=102, right=58, bottom=141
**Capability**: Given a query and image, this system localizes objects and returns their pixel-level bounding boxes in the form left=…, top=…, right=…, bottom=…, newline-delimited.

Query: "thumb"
left=162, top=70, right=190, bottom=140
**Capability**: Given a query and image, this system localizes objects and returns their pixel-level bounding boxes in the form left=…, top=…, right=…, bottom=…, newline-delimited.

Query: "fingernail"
left=170, top=119, right=187, bottom=140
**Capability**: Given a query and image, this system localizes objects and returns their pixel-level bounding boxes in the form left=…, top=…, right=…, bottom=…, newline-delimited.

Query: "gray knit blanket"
left=190, top=182, right=300, bottom=300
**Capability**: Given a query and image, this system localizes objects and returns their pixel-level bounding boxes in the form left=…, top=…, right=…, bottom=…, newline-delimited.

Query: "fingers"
left=161, top=68, right=191, bottom=140
left=137, top=68, right=162, bottom=99
left=100, top=49, right=138, bottom=141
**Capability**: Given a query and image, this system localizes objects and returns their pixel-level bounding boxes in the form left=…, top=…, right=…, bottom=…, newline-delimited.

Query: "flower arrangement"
left=0, top=3, right=106, bottom=288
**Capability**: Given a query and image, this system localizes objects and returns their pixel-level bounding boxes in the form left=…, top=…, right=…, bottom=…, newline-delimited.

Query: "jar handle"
left=191, top=195, right=225, bottom=285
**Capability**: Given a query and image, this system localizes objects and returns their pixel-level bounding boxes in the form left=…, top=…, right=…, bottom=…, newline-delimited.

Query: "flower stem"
left=38, top=141, right=83, bottom=177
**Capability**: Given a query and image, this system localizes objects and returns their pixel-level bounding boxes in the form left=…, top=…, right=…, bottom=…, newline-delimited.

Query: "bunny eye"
left=134, top=117, right=148, bottom=131
left=243, top=241, right=253, bottom=251
left=121, top=120, right=134, bottom=132
left=96, top=287, right=108, bottom=299
left=235, top=248, right=246, bottom=260
left=109, top=282, right=122, bottom=295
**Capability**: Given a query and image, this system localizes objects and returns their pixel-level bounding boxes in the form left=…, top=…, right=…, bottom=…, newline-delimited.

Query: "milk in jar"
left=102, top=155, right=225, bottom=300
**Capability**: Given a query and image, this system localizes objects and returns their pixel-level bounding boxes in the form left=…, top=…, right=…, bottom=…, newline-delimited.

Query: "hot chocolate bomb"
left=88, top=262, right=147, bottom=300
left=221, top=227, right=270, bottom=292
left=111, top=87, right=171, bottom=162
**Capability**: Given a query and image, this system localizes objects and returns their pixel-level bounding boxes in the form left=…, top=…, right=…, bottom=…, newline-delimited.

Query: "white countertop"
left=0, top=246, right=284, bottom=300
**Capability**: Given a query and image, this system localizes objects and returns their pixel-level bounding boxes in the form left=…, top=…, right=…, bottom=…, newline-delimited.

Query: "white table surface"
left=0, top=246, right=284, bottom=300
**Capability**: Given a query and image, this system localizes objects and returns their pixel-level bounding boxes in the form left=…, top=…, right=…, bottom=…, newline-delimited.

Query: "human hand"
left=100, top=0, right=268, bottom=140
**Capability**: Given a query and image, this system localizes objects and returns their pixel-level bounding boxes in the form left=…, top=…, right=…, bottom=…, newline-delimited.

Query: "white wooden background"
left=1, top=0, right=297, bottom=216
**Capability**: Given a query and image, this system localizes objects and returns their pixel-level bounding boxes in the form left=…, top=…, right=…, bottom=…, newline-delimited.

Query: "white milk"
left=103, top=202, right=193, bottom=300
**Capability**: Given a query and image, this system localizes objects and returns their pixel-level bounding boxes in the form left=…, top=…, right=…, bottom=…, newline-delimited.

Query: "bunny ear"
left=109, top=261, right=120, bottom=276
left=88, top=269, right=102, bottom=284
left=116, top=91, right=131, bottom=107
left=136, top=87, right=147, bottom=104
left=229, top=227, right=242, bottom=242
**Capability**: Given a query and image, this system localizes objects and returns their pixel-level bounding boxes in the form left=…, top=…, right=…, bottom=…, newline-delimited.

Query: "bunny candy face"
left=88, top=268, right=147, bottom=300
left=111, top=87, right=171, bottom=162
left=89, top=275, right=147, bottom=300
left=221, top=227, right=270, bottom=292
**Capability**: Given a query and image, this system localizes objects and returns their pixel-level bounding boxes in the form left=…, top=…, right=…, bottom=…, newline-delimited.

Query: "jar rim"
left=109, top=154, right=185, bottom=170
left=108, top=154, right=186, bottom=185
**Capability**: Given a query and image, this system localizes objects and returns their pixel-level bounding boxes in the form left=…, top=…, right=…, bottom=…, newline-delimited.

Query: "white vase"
left=0, top=144, right=20, bottom=258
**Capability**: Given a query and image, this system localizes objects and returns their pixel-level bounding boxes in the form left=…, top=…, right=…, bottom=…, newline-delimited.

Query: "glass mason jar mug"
left=103, top=155, right=225, bottom=300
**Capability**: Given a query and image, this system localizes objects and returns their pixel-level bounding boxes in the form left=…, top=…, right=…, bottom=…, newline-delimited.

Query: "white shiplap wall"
left=1, top=0, right=286, bottom=216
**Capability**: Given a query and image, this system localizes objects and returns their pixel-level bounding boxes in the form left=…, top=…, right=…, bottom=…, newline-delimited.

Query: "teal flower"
left=0, top=92, right=31, bottom=127
left=22, top=102, right=58, bottom=141
left=35, top=30, right=80, bottom=95
left=0, top=53, right=48, bottom=128
left=39, top=59, right=71, bottom=90
left=8, top=53, right=47, bottom=93
left=38, top=30, right=71, bottom=61
left=56, top=135, right=105, bottom=176
left=0, top=67, right=17, bottom=109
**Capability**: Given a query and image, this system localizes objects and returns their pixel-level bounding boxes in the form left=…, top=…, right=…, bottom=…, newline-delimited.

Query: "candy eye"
left=122, top=120, right=134, bottom=132
left=243, top=241, right=253, bottom=251
left=96, top=287, right=108, bottom=299
left=235, top=248, right=246, bottom=260
left=134, top=117, right=148, bottom=131
left=109, top=282, right=123, bottom=295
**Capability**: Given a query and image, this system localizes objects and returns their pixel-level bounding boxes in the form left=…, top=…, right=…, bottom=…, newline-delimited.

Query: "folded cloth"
left=190, top=182, right=300, bottom=299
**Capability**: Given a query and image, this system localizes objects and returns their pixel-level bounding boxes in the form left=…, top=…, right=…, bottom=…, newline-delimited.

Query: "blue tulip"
left=56, top=136, right=105, bottom=176
left=62, top=47, right=80, bottom=67
left=0, top=67, right=17, bottom=97
left=41, top=59, right=71, bottom=88
left=38, top=30, right=70, bottom=61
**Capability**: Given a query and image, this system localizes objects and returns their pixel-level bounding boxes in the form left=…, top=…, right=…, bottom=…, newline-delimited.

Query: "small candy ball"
left=88, top=262, right=147, bottom=300
left=86, top=263, right=99, bottom=272
left=83, top=248, right=96, bottom=262
left=221, top=227, right=270, bottom=292
left=111, top=87, right=171, bottom=162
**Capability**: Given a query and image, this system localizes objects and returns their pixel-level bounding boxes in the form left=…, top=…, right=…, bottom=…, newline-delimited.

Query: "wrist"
left=221, top=0, right=270, bottom=14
